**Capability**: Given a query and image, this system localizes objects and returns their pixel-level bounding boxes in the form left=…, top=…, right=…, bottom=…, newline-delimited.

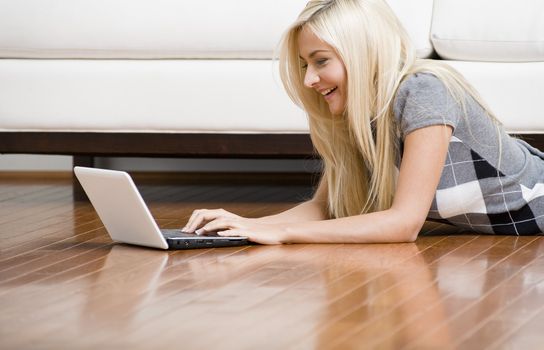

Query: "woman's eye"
left=300, top=58, right=327, bottom=70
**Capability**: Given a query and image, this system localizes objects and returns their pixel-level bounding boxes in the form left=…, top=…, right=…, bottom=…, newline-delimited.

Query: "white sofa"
left=1, top=0, right=543, bottom=169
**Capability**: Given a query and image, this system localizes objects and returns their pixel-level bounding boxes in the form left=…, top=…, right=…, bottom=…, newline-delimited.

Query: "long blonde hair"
left=278, top=0, right=500, bottom=219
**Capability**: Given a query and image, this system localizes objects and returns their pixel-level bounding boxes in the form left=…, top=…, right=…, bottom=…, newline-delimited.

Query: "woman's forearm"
left=257, top=200, right=328, bottom=225
left=282, top=208, right=422, bottom=244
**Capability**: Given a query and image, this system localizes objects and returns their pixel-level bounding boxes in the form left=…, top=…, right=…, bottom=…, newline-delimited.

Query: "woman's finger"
left=182, top=209, right=199, bottom=230
left=184, top=209, right=222, bottom=232
left=183, top=209, right=205, bottom=232
left=217, top=229, right=244, bottom=237
left=184, top=208, right=240, bottom=232
left=197, top=219, right=230, bottom=234
left=198, top=218, right=240, bottom=235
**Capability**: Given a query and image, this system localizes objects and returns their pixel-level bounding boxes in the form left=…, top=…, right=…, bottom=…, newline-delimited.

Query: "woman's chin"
left=328, top=105, right=343, bottom=116
left=326, top=98, right=345, bottom=116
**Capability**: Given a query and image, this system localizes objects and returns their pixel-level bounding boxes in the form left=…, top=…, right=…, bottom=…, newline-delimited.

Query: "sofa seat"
left=1, top=59, right=543, bottom=135
left=0, top=59, right=307, bottom=133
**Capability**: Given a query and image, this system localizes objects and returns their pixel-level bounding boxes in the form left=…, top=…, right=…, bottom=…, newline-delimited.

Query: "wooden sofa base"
left=2, top=131, right=543, bottom=201
left=0, top=132, right=316, bottom=158
left=0, top=132, right=318, bottom=200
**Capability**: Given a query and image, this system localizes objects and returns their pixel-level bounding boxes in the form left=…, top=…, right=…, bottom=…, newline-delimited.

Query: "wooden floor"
left=1, top=172, right=544, bottom=350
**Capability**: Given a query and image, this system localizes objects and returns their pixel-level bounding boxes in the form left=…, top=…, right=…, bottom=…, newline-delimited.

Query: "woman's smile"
left=323, top=87, right=338, bottom=101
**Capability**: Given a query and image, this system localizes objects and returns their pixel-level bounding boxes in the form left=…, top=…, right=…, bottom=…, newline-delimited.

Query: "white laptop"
left=74, top=166, right=249, bottom=250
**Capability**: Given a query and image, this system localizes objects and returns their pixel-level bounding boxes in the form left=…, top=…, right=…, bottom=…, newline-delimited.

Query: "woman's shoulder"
left=393, top=72, right=461, bottom=136
left=393, top=72, right=447, bottom=111
left=396, top=72, right=446, bottom=98
left=394, top=72, right=452, bottom=113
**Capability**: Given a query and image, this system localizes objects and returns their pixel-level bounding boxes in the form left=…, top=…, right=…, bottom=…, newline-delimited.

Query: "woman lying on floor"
left=182, top=0, right=544, bottom=244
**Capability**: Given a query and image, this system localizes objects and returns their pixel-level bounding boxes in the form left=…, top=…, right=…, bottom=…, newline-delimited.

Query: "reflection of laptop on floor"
left=74, top=166, right=249, bottom=250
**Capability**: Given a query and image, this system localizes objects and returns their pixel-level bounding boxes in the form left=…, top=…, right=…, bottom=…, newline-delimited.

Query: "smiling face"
left=297, top=26, right=347, bottom=116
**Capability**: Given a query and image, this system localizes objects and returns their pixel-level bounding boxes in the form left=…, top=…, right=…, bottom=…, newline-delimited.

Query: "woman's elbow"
left=391, top=211, right=425, bottom=243
left=404, top=219, right=425, bottom=242
left=403, top=230, right=420, bottom=243
left=392, top=230, right=418, bottom=243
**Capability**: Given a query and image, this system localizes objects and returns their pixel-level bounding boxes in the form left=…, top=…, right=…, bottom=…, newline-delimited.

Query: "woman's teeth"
left=322, top=87, right=337, bottom=96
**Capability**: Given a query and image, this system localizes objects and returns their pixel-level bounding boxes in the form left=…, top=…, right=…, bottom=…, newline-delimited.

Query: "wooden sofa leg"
left=72, top=156, right=95, bottom=201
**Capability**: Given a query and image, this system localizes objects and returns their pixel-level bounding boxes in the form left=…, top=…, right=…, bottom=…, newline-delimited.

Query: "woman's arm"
left=182, top=177, right=328, bottom=233
left=281, top=124, right=453, bottom=243
left=198, top=124, right=452, bottom=244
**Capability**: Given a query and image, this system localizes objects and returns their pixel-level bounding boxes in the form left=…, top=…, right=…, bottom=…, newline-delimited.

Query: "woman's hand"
left=182, top=208, right=289, bottom=245
left=183, top=208, right=243, bottom=233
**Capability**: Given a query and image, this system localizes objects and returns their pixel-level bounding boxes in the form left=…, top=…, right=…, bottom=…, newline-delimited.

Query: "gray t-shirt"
left=393, top=72, right=544, bottom=235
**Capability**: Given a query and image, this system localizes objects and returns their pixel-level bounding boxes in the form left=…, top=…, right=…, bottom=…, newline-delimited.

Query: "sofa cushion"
left=387, top=0, right=434, bottom=58
left=1, top=59, right=543, bottom=134
left=0, top=0, right=308, bottom=59
left=0, top=0, right=434, bottom=59
left=432, top=0, right=544, bottom=62
left=0, top=59, right=307, bottom=133
left=446, top=61, right=544, bottom=134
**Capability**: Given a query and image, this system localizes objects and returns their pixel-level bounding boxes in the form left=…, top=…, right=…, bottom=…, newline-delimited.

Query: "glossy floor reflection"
left=1, top=174, right=544, bottom=349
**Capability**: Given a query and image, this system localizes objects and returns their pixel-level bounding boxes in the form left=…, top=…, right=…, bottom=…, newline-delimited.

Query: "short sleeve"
left=393, top=73, right=461, bottom=139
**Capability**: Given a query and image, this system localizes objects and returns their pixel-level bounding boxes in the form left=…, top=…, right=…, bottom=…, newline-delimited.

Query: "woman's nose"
left=304, top=68, right=319, bottom=88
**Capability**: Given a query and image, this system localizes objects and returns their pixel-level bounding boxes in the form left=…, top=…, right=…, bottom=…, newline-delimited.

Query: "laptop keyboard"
left=161, top=229, right=219, bottom=238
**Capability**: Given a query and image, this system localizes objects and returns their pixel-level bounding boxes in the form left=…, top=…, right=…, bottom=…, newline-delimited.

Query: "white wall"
left=0, top=154, right=321, bottom=172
